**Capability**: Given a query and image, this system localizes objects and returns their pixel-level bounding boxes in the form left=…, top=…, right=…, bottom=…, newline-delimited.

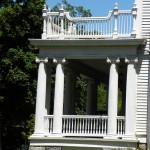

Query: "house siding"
left=136, top=0, right=150, bottom=136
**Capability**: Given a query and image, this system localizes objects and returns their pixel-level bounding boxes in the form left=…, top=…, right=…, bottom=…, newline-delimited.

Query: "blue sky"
left=46, top=0, right=135, bottom=17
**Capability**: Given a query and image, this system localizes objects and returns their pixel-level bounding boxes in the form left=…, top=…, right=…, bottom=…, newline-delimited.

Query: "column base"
left=30, top=133, right=45, bottom=138
left=104, top=134, right=118, bottom=139
left=122, top=134, right=137, bottom=140
left=29, top=146, right=62, bottom=150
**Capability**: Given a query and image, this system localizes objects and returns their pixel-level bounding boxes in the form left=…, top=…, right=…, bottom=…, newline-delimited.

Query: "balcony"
left=42, top=3, right=137, bottom=40
left=44, top=115, right=125, bottom=138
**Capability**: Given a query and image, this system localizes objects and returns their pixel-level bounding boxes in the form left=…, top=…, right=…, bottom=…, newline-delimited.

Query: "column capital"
left=35, top=57, right=48, bottom=63
left=53, top=58, right=66, bottom=64
left=125, top=57, right=138, bottom=64
left=106, top=57, right=120, bottom=64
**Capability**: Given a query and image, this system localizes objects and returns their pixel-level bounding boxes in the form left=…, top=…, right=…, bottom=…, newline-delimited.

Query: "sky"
left=46, top=0, right=135, bottom=17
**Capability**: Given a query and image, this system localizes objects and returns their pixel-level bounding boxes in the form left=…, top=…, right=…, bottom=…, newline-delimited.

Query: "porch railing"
left=42, top=3, right=137, bottom=39
left=62, top=115, right=107, bottom=136
left=44, top=115, right=125, bottom=137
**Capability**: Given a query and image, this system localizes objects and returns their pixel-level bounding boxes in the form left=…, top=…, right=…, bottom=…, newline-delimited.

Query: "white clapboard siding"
left=136, top=0, right=150, bottom=135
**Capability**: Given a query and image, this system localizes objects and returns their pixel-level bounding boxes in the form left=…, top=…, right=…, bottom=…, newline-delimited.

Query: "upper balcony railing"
left=42, top=3, right=137, bottom=40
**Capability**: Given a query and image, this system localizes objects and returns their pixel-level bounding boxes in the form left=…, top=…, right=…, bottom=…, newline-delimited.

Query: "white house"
left=29, top=0, right=150, bottom=149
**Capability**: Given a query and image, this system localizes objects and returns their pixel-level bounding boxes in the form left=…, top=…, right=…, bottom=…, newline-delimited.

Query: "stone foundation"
left=29, top=147, right=61, bottom=150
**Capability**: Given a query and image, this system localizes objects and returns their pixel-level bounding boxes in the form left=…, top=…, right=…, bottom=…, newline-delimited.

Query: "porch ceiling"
left=78, top=59, right=109, bottom=74
left=67, top=59, right=109, bottom=84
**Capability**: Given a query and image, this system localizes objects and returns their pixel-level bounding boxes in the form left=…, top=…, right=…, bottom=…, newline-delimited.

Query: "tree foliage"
left=52, top=0, right=92, bottom=17
left=0, top=0, right=44, bottom=149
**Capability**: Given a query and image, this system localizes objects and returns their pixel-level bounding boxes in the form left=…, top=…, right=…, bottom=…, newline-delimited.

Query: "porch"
left=29, top=1, right=147, bottom=149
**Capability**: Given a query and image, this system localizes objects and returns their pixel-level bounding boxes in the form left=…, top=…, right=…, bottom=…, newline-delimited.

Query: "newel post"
left=47, top=8, right=52, bottom=36
left=42, top=4, right=48, bottom=39
left=131, top=2, right=137, bottom=38
left=113, top=3, right=118, bottom=39
left=59, top=4, right=65, bottom=39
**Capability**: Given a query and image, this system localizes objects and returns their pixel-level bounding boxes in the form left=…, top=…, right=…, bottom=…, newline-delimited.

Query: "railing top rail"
left=44, top=115, right=125, bottom=119
left=116, top=116, right=125, bottom=119
left=46, top=10, right=132, bottom=20
left=62, top=115, right=108, bottom=119
left=44, top=115, right=53, bottom=118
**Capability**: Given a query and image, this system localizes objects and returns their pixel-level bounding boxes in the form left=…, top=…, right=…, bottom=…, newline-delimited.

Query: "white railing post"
left=59, top=4, right=65, bottom=39
left=131, top=2, right=137, bottom=38
left=42, top=4, right=48, bottom=39
left=47, top=8, right=52, bottom=36
left=113, top=3, right=118, bottom=39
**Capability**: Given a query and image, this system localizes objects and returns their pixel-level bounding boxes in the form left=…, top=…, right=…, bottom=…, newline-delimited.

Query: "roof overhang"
left=29, top=38, right=146, bottom=48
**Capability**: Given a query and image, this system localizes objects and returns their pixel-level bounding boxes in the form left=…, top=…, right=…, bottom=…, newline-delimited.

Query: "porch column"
left=34, top=58, right=48, bottom=135
left=124, top=57, right=138, bottom=138
left=64, top=70, right=76, bottom=115
left=86, top=79, right=95, bottom=115
left=53, top=58, right=66, bottom=134
left=107, top=57, right=120, bottom=137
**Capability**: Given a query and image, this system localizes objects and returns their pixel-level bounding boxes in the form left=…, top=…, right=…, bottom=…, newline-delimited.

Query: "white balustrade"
left=62, top=115, right=108, bottom=136
left=117, top=116, right=125, bottom=135
left=42, top=4, right=136, bottom=39
left=44, top=115, right=125, bottom=137
left=44, top=115, right=53, bottom=133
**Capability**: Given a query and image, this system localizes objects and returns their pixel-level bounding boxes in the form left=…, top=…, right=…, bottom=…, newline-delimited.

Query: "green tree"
left=52, top=0, right=92, bottom=17
left=0, top=0, right=44, bottom=149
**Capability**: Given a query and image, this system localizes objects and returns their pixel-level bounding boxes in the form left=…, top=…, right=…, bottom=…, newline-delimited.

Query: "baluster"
left=82, top=118, right=85, bottom=133
left=124, top=14, right=126, bottom=35
left=80, top=22, right=82, bottom=36
left=87, top=118, right=89, bottom=134
left=90, top=21, right=92, bottom=35
left=104, top=118, right=107, bottom=134
left=68, top=118, right=71, bottom=133
left=87, top=21, right=89, bottom=35
left=102, top=119, right=104, bottom=134
left=66, top=118, right=68, bottom=133
left=96, top=118, right=98, bottom=134
left=71, top=118, right=73, bottom=133
left=74, top=118, right=76, bottom=133
left=97, top=21, right=99, bottom=35
left=120, top=120, right=123, bottom=134
left=79, top=118, right=81, bottom=133
left=85, top=118, right=87, bottom=134
left=77, top=118, right=79, bottom=133
left=49, top=117, right=51, bottom=133
left=126, top=14, right=128, bottom=34
left=100, top=20, right=102, bottom=35
left=92, top=21, right=94, bottom=35
left=90, top=118, right=92, bottom=134
left=52, top=17, right=54, bottom=35
left=62, top=118, right=65, bottom=133
left=99, top=118, right=101, bottom=134
left=93, top=119, right=96, bottom=134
